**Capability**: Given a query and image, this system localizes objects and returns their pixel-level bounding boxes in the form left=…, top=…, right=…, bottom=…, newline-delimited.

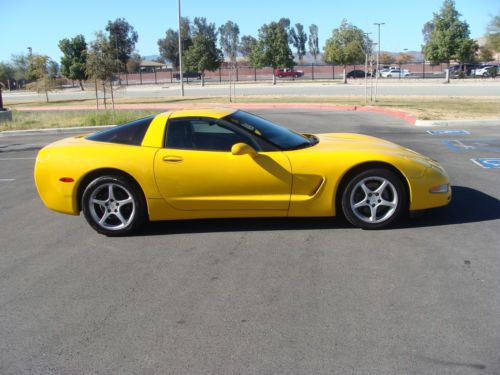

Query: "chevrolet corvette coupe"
left=34, top=109, right=451, bottom=235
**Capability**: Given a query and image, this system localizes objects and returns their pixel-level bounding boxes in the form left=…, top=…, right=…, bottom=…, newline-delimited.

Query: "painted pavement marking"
left=470, top=158, right=500, bottom=169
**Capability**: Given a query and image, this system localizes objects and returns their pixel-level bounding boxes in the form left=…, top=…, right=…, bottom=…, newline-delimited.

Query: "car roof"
left=166, top=108, right=237, bottom=119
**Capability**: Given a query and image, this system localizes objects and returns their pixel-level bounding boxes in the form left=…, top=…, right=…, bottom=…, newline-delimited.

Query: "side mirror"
left=231, top=143, right=258, bottom=157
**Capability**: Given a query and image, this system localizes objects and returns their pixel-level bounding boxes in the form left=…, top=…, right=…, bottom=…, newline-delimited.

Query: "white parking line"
left=0, top=179, right=16, bottom=182
left=0, top=157, right=36, bottom=161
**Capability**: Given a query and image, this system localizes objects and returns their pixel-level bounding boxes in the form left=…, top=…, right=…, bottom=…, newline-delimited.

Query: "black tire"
left=82, top=175, right=147, bottom=236
left=340, top=168, right=407, bottom=229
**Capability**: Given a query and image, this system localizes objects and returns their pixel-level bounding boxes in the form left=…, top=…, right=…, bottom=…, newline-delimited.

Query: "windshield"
left=223, top=110, right=314, bottom=150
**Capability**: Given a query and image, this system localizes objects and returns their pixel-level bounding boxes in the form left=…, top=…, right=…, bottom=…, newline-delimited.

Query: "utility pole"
left=373, top=22, right=384, bottom=102
left=177, top=0, right=184, bottom=96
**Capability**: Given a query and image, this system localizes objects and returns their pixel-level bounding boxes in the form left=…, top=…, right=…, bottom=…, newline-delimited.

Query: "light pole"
left=177, top=0, right=184, bottom=96
left=373, top=22, right=384, bottom=102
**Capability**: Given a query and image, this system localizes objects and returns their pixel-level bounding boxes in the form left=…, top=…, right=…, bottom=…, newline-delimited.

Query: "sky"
left=1, top=0, right=498, bottom=63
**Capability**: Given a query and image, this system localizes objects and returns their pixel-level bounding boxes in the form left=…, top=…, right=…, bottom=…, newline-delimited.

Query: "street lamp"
left=373, top=22, right=385, bottom=102
left=177, top=0, right=184, bottom=96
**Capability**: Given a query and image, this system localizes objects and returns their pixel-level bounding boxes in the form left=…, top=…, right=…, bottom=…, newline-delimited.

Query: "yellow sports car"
left=34, top=109, right=451, bottom=235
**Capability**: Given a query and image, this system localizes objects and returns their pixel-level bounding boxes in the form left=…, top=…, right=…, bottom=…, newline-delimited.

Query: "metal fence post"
left=236, top=66, right=239, bottom=82
left=219, top=67, right=222, bottom=83
left=126, top=72, right=128, bottom=86
left=312, top=63, right=314, bottom=80
left=154, top=69, right=157, bottom=84
left=140, top=70, right=143, bottom=85
left=170, top=70, right=173, bottom=83
left=422, top=61, right=425, bottom=79
left=254, top=68, right=257, bottom=82
left=332, top=64, right=335, bottom=80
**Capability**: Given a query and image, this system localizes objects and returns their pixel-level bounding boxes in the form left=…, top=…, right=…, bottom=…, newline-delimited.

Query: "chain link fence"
left=115, top=61, right=499, bottom=86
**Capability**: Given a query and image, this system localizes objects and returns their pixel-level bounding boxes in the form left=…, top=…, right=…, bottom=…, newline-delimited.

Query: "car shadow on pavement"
left=137, top=185, right=499, bottom=236
left=400, top=185, right=500, bottom=228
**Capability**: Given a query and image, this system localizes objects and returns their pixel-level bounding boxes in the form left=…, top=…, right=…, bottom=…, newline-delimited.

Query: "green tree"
left=157, top=17, right=191, bottom=69
left=184, top=18, right=223, bottom=86
left=11, top=54, right=30, bottom=81
left=250, top=22, right=294, bottom=85
left=26, top=54, right=55, bottom=102
left=323, top=20, right=367, bottom=83
left=485, top=14, right=500, bottom=52
left=0, top=62, right=16, bottom=108
left=289, top=23, right=307, bottom=63
left=308, top=24, right=319, bottom=62
left=219, top=20, right=240, bottom=64
left=105, top=18, right=138, bottom=72
left=422, top=0, right=478, bottom=66
left=479, top=46, right=494, bottom=63
left=0, top=62, right=16, bottom=89
left=126, top=53, right=142, bottom=73
left=239, top=35, right=257, bottom=59
left=86, top=32, right=117, bottom=110
left=58, top=34, right=88, bottom=90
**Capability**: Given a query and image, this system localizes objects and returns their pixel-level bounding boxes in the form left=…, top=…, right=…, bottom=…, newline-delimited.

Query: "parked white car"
left=471, top=65, right=495, bottom=77
left=379, top=68, right=410, bottom=78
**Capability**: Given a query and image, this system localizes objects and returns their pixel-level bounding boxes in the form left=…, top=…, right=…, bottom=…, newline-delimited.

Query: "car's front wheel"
left=82, top=175, right=146, bottom=236
left=341, top=168, right=407, bottom=229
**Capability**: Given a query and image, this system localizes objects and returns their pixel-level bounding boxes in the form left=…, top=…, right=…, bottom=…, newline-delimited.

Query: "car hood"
left=310, top=132, right=439, bottom=166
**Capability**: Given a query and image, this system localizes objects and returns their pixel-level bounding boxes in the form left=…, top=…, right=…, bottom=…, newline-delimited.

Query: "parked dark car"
left=173, top=71, right=201, bottom=80
left=346, top=70, right=371, bottom=78
left=447, top=64, right=480, bottom=77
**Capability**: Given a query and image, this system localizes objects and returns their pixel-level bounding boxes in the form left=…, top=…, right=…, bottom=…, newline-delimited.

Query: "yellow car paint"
left=34, top=109, right=451, bottom=222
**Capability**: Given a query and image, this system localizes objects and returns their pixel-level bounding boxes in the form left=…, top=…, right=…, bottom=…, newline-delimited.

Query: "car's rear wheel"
left=82, top=175, right=146, bottom=236
left=341, top=168, right=407, bottom=229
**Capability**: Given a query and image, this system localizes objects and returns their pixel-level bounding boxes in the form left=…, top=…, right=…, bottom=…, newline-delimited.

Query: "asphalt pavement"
left=1, top=110, right=499, bottom=374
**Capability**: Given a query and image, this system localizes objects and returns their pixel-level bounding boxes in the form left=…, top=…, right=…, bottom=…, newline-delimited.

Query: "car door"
left=153, top=117, right=292, bottom=211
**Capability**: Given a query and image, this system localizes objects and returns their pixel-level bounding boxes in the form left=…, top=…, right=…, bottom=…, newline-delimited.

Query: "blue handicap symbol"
left=427, top=129, right=470, bottom=135
left=471, top=158, right=500, bottom=169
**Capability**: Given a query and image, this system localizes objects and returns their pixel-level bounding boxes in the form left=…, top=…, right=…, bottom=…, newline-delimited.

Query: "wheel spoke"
left=108, top=184, right=115, bottom=200
left=375, top=180, right=388, bottom=195
left=99, top=211, right=110, bottom=225
left=353, top=200, right=369, bottom=209
left=379, top=198, right=396, bottom=208
left=360, top=183, right=372, bottom=195
left=91, top=198, right=107, bottom=209
left=369, top=205, right=378, bottom=222
left=117, top=197, right=133, bottom=206
left=114, top=210, right=127, bottom=226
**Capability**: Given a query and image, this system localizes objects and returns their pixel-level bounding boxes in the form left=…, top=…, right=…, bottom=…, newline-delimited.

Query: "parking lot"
left=1, top=109, right=499, bottom=374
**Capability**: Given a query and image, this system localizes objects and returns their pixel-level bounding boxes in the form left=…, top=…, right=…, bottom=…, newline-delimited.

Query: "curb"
left=414, top=118, right=500, bottom=127
left=0, top=125, right=114, bottom=137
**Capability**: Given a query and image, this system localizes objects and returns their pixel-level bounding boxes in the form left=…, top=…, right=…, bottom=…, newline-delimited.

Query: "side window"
left=86, top=115, right=154, bottom=146
left=165, top=118, right=259, bottom=152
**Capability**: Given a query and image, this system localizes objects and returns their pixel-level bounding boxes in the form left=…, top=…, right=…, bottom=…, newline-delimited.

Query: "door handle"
left=162, top=155, right=183, bottom=163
